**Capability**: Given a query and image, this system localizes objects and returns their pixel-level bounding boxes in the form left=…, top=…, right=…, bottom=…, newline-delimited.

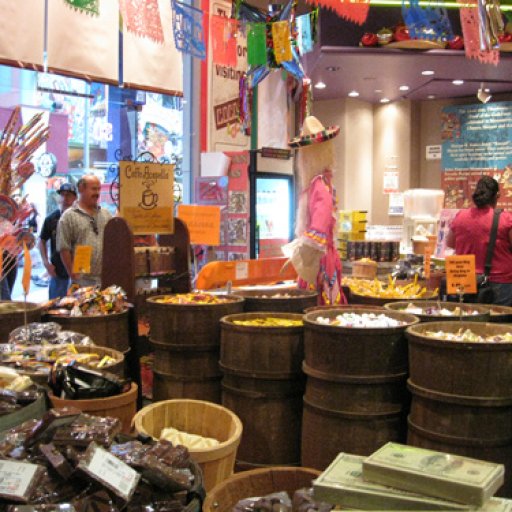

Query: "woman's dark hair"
left=472, top=176, right=499, bottom=208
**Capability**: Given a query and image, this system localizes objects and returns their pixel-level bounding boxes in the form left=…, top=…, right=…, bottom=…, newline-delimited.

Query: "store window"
left=0, top=65, right=185, bottom=221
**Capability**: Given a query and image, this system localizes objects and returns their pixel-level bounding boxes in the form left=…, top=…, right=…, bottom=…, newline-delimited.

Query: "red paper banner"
left=306, top=0, right=369, bottom=25
left=120, top=0, right=164, bottom=43
left=211, top=15, right=237, bottom=67
left=457, top=0, right=499, bottom=66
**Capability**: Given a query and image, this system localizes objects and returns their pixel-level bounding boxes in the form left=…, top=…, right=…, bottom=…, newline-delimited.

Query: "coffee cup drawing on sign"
left=139, top=188, right=159, bottom=210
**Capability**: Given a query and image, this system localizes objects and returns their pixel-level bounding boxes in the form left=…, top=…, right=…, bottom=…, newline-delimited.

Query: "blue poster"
left=441, top=102, right=512, bottom=172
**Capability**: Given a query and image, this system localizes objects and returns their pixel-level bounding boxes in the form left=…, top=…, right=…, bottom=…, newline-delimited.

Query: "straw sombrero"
left=288, top=116, right=340, bottom=148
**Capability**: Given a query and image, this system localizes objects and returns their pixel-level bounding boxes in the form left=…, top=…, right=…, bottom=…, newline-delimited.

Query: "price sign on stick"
left=445, top=255, right=477, bottom=295
left=424, top=248, right=432, bottom=280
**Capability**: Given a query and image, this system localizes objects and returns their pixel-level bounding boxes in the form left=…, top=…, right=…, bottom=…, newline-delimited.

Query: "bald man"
left=57, top=174, right=112, bottom=287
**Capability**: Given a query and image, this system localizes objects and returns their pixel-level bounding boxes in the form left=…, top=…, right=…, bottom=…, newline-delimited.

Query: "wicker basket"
left=132, top=399, right=242, bottom=492
left=203, top=467, right=320, bottom=512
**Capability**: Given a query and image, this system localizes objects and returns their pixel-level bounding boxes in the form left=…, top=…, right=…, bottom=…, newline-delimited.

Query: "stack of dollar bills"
left=314, top=443, right=507, bottom=510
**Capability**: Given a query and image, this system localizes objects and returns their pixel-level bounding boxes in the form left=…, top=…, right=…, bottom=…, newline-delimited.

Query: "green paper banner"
left=63, top=0, right=99, bottom=16
left=247, top=22, right=267, bottom=66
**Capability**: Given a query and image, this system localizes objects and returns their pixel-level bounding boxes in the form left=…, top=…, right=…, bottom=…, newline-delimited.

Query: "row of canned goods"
left=339, top=240, right=401, bottom=262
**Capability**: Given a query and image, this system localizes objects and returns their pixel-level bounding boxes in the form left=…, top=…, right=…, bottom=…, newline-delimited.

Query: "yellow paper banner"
left=73, top=245, right=92, bottom=274
left=22, top=243, right=31, bottom=296
left=271, top=21, right=292, bottom=64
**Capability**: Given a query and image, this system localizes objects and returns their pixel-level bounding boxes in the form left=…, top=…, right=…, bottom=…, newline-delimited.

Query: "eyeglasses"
left=90, top=218, right=98, bottom=235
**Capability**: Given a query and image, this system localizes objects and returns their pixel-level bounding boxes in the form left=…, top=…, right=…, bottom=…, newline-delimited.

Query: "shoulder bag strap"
left=483, top=208, right=502, bottom=278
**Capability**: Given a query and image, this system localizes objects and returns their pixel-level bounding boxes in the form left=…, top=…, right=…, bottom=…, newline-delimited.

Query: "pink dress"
left=297, top=174, right=347, bottom=305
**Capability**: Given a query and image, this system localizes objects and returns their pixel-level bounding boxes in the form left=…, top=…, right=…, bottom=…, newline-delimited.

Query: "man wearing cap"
left=38, top=183, right=77, bottom=299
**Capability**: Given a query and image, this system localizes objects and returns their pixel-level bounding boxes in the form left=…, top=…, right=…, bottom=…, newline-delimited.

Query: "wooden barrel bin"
left=132, top=399, right=242, bottom=493
left=350, top=290, right=438, bottom=307
left=150, top=339, right=221, bottom=403
left=203, top=467, right=320, bottom=512
left=48, top=382, right=137, bottom=434
left=301, top=307, right=419, bottom=470
left=406, top=321, right=512, bottom=497
left=146, top=295, right=244, bottom=403
left=384, top=301, right=491, bottom=323
left=489, top=305, right=512, bottom=324
left=235, top=289, right=318, bottom=313
left=45, top=309, right=130, bottom=352
left=0, top=301, right=43, bottom=343
left=220, top=312, right=305, bottom=468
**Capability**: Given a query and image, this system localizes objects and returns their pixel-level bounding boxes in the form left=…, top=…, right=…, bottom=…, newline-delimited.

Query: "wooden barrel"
left=147, top=295, right=244, bottom=403
left=301, top=307, right=419, bottom=470
left=0, top=301, right=43, bottom=343
left=45, top=309, right=130, bottom=352
left=489, top=305, right=512, bottom=323
left=203, top=467, right=320, bottom=512
left=150, top=339, right=221, bottom=403
left=406, top=321, right=512, bottom=497
left=220, top=312, right=304, bottom=467
left=350, top=291, right=438, bottom=307
left=132, top=399, right=242, bottom=492
left=48, top=382, right=137, bottom=434
left=384, top=301, right=491, bottom=323
left=235, top=289, right=318, bottom=313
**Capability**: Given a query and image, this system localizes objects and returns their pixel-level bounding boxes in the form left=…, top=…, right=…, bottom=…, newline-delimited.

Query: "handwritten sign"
left=73, top=245, right=92, bottom=274
left=424, top=247, right=431, bottom=280
left=119, top=161, right=174, bottom=235
left=177, top=205, right=221, bottom=245
left=445, top=255, right=477, bottom=294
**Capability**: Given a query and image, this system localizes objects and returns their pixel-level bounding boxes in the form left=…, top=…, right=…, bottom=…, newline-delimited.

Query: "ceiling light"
left=477, top=82, right=492, bottom=103
left=374, top=89, right=383, bottom=93
left=348, top=90, right=360, bottom=97
left=427, top=95, right=436, bottom=99
left=452, top=79, right=464, bottom=85
left=399, top=85, right=409, bottom=91
left=326, top=66, right=340, bottom=72
left=314, top=81, right=326, bottom=89
left=380, top=98, right=390, bottom=103
left=421, top=70, right=435, bottom=76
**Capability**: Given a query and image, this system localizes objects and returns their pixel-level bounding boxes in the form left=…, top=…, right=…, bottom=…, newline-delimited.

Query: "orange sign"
left=445, top=255, right=477, bottom=295
left=177, top=204, right=221, bottom=245
left=22, top=242, right=31, bottom=296
left=424, top=248, right=431, bottom=279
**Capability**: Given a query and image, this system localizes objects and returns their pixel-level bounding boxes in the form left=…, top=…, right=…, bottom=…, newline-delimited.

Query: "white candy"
left=315, top=312, right=404, bottom=327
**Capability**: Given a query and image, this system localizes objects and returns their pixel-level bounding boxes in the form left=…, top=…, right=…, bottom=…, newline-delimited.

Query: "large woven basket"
left=132, top=399, right=242, bottom=492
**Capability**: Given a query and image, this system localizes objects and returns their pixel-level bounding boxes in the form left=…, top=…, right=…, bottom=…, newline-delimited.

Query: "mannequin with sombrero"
left=283, top=116, right=347, bottom=305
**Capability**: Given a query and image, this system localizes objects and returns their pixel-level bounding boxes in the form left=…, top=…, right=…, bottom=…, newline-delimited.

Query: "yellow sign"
left=445, top=255, right=477, bottom=294
left=73, top=245, right=92, bottom=274
left=119, top=161, right=174, bottom=235
left=177, top=204, right=221, bottom=245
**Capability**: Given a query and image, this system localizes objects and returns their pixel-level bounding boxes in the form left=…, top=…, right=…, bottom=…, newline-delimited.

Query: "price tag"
left=86, top=445, right=140, bottom=501
left=424, top=248, right=431, bottom=279
left=235, top=261, right=249, bottom=280
left=445, top=255, right=477, bottom=294
left=73, top=245, right=92, bottom=274
left=0, top=460, right=41, bottom=500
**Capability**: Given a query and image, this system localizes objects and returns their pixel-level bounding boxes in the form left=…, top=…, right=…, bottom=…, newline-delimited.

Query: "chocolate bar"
left=39, top=443, right=74, bottom=480
left=52, top=415, right=121, bottom=448
left=147, top=441, right=190, bottom=469
left=136, top=455, right=192, bottom=492
left=77, top=443, right=140, bottom=501
left=25, top=408, right=82, bottom=447
left=7, top=505, right=77, bottom=512
left=0, top=459, right=45, bottom=503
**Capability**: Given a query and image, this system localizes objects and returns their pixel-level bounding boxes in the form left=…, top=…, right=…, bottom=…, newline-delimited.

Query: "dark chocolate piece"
left=39, top=443, right=74, bottom=480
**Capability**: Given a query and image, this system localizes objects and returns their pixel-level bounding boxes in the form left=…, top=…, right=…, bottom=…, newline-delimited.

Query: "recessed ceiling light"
left=348, top=90, right=360, bottom=98
left=452, top=79, right=464, bottom=85
left=326, top=66, right=340, bottom=72
left=374, top=89, right=383, bottom=93
left=399, top=85, right=409, bottom=91
left=422, top=70, right=435, bottom=76
left=427, top=95, right=436, bottom=99
left=380, top=98, right=390, bottom=103
left=314, top=81, right=326, bottom=89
